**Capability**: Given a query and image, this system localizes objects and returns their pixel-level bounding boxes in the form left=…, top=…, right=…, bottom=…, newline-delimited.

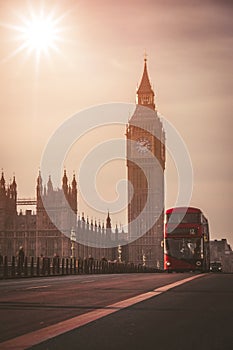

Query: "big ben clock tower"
left=126, top=56, right=165, bottom=269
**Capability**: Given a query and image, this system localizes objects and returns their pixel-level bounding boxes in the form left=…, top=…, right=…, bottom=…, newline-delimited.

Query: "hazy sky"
left=0, top=0, right=232, bottom=246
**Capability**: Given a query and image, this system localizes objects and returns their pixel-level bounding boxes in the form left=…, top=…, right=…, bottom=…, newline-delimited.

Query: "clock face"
left=136, top=137, right=151, bottom=153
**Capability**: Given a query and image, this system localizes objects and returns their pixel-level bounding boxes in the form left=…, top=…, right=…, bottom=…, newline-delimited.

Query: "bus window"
left=166, top=212, right=201, bottom=224
left=166, top=238, right=202, bottom=260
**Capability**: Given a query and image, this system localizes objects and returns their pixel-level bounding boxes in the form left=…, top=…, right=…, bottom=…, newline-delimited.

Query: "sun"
left=21, top=16, right=59, bottom=53
left=2, top=6, right=67, bottom=70
left=16, top=9, right=65, bottom=64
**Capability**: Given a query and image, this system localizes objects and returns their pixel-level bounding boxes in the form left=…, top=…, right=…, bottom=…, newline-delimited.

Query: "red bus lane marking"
left=0, top=274, right=206, bottom=350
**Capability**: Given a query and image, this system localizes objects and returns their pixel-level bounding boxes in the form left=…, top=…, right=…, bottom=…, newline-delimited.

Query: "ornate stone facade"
left=0, top=171, right=118, bottom=260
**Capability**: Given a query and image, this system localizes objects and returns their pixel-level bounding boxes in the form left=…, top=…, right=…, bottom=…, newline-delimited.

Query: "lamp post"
left=118, top=245, right=122, bottom=262
left=142, top=252, right=146, bottom=267
left=70, top=228, right=76, bottom=258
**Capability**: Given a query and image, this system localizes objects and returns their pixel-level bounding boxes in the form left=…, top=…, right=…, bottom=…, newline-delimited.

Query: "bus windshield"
left=165, top=238, right=203, bottom=260
left=166, top=212, right=201, bottom=224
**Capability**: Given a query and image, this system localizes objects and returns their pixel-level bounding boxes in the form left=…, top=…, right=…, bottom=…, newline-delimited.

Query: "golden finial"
left=144, top=49, right=148, bottom=62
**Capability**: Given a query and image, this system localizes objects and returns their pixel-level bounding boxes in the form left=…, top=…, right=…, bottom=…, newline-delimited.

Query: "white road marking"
left=25, top=285, right=50, bottom=290
left=0, top=274, right=206, bottom=350
left=80, top=280, right=95, bottom=284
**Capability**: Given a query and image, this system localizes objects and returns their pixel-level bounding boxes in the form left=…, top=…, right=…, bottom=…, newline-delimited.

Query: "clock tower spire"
left=137, top=54, right=155, bottom=110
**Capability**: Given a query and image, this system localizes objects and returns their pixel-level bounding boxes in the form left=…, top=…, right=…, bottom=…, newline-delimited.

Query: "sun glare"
left=22, top=17, right=58, bottom=53
left=2, top=6, right=67, bottom=70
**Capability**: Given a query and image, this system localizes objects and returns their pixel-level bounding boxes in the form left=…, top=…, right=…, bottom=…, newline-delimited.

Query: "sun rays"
left=1, top=4, right=68, bottom=73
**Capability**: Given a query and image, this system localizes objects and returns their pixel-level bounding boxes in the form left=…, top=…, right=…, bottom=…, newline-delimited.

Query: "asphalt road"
left=0, top=273, right=232, bottom=350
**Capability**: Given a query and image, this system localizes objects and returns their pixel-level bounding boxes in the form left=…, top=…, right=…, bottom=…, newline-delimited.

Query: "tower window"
left=142, top=95, right=149, bottom=104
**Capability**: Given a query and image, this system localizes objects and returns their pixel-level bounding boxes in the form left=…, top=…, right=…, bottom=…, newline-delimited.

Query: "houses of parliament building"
left=0, top=57, right=166, bottom=268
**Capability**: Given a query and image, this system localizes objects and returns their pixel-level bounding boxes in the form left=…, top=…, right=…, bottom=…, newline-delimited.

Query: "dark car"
left=210, top=261, right=222, bottom=272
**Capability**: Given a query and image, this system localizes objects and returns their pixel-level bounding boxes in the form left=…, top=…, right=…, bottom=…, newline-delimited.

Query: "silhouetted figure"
left=53, top=253, right=59, bottom=274
left=101, top=256, right=108, bottom=273
left=88, top=255, right=94, bottom=273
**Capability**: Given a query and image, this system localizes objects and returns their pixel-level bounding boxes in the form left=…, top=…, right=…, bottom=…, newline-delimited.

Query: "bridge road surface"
left=0, top=273, right=232, bottom=350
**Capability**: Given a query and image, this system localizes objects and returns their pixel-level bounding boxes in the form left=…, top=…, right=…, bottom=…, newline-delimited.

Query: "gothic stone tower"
left=0, top=173, right=18, bottom=256
left=36, top=170, right=77, bottom=257
left=126, top=57, right=165, bottom=269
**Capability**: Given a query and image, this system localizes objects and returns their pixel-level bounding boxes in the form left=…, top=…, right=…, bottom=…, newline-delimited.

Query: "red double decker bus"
left=164, top=207, right=210, bottom=272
